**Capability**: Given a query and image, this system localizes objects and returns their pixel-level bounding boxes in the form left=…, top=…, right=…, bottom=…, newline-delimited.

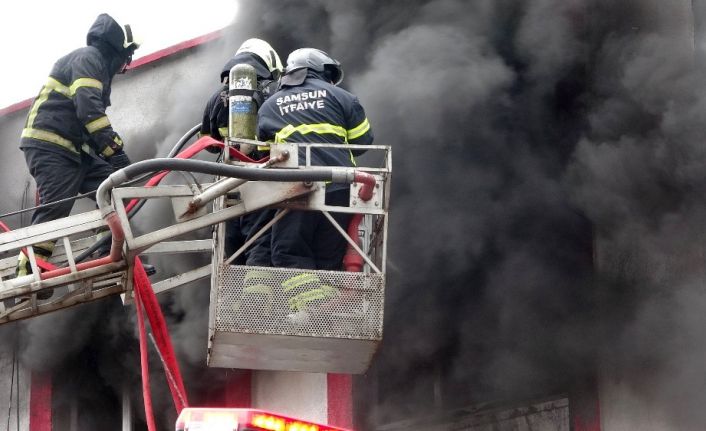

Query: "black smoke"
left=231, top=0, right=706, bottom=428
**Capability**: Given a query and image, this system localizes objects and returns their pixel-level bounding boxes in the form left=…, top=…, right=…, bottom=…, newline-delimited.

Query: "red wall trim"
left=327, top=373, right=353, bottom=429
left=0, top=28, right=225, bottom=117
left=571, top=376, right=602, bottom=431
left=29, top=371, right=52, bottom=431
left=128, top=29, right=223, bottom=69
left=0, top=99, right=32, bottom=118
left=223, top=369, right=252, bottom=407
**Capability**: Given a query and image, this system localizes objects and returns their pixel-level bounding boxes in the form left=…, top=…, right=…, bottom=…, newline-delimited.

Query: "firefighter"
left=199, top=38, right=283, bottom=266
left=16, top=13, right=140, bottom=290
left=254, top=48, right=374, bottom=321
left=200, top=38, right=282, bottom=144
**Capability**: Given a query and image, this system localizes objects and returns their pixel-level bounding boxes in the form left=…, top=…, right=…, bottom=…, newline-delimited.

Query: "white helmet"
left=236, top=38, right=283, bottom=80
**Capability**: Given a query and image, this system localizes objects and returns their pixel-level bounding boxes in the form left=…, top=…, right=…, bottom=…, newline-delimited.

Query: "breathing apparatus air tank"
left=228, top=63, right=258, bottom=155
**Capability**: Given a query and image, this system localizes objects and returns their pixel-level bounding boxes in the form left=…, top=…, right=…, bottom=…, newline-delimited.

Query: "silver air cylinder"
left=228, top=63, right=258, bottom=155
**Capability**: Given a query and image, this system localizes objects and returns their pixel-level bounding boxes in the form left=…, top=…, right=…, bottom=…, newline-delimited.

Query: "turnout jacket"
left=257, top=72, right=373, bottom=188
left=20, top=15, right=127, bottom=160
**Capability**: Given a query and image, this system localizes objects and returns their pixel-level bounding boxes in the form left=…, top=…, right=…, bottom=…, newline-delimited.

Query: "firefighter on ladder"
left=243, top=48, right=374, bottom=323
left=15, top=13, right=140, bottom=296
left=199, top=38, right=283, bottom=266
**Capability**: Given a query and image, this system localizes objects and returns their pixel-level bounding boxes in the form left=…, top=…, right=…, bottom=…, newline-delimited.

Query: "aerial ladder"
left=0, top=125, right=390, bottom=376
left=0, top=64, right=390, bottom=430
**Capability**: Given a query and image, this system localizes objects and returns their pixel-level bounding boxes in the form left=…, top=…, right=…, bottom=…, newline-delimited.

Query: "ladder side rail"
left=0, top=261, right=126, bottom=302
left=0, top=283, right=125, bottom=324
left=0, top=211, right=105, bottom=254
left=0, top=209, right=103, bottom=246
left=112, top=181, right=318, bottom=257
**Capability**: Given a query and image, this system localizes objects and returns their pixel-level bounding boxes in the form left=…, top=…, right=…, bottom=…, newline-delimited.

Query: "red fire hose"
left=133, top=257, right=189, bottom=430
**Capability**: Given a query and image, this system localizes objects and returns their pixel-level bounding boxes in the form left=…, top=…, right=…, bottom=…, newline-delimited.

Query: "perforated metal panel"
left=208, top=264, right=384, bottom=373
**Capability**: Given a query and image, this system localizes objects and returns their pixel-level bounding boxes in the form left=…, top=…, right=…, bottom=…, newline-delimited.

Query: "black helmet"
left=280, top=48, right=344, bottom=87
left=87, top=14, right=141, bottom=60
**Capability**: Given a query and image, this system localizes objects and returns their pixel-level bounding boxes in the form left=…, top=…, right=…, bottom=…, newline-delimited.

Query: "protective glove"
left=107, top=151, right=131, bottom=170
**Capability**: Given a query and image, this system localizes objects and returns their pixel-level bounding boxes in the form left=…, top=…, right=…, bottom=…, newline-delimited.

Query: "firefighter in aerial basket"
left=245, top=48, right=374, bottom=323
left=199, top=38, right=283, bottom=266
left=15, top=13, right=140, bottom=296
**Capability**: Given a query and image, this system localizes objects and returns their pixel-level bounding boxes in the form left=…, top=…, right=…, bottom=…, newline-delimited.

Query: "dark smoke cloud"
left=563, top=1, right=706, bottom=428
left=232, top=0, right=706, bottom=428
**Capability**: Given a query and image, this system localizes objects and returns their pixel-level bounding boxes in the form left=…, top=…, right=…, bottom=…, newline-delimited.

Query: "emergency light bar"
left=175, top=408, right=351, bottom=431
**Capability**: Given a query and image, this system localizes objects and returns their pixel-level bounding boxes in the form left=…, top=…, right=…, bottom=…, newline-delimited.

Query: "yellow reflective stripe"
left=85, top=116, right=111, bottom=133
left=101, top=146, right=115, bottom=157
left=274, top=123, right=348, bottom=144
left=41, top=76, right=102, bottom=98
left=27, top=76, right=103, bottom=132
left=70, top=77, right=102, bottom=94
left=45, top=77, right=71, bottom=97
left=218, top=127, right=228, bottom=138
left=45, top=77, right=102, bottom=97
left=26, top=85, right=54, bottom=128
left=281, top=273, right=320, bottom=292
left=21, top=128, right=78, bottom=154
left=347, top=118, right=370, bottom=140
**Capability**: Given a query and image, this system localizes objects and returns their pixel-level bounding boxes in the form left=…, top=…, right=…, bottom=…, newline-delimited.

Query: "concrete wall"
left=252, top=371, right=329, bottom=424
left=0, top=352, right=29, bottom=430
left=599, top=375, right=678, bottom=431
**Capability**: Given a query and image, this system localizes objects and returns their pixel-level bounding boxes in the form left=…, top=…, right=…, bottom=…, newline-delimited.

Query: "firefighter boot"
left=15, top=242, right=55, bottom=301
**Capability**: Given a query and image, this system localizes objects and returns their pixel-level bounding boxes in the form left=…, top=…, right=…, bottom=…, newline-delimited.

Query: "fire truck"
left=176, top=408, right=349, bottom=431
left=0, top=64, right=391, bottom=430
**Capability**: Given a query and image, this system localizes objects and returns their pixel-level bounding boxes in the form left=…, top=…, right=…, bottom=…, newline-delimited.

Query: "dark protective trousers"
left=23, top=147, right=115, bottom=225
left=224, top=209, right=277, bottom=266
left=269, top=188, right=352, bottom=270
